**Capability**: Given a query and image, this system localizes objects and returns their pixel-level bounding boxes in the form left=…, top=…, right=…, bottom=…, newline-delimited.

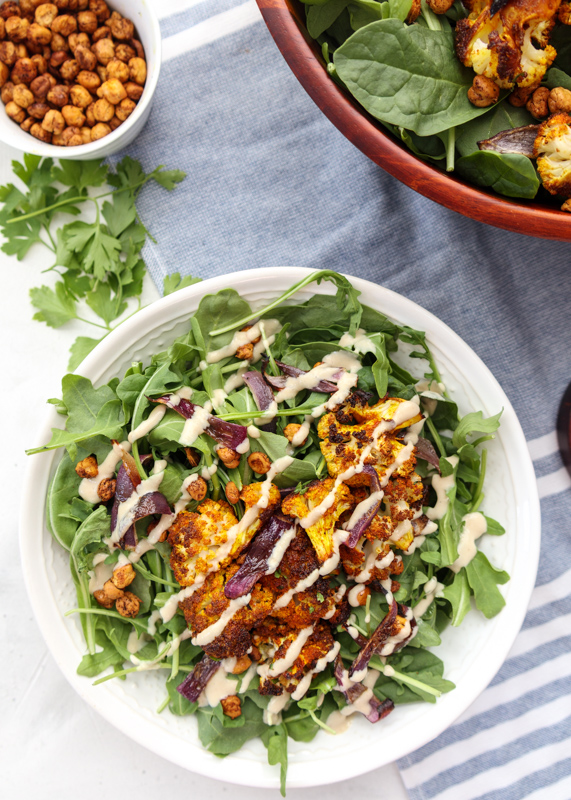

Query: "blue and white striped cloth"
left=134, top=2, right=571, bottom=797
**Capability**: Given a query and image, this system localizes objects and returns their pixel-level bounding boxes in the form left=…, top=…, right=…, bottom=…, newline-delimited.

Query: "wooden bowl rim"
left=257, top=0, right=571, bottom=242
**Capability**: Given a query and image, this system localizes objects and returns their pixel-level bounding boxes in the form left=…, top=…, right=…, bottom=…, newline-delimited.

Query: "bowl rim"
left=0, top=0, right=161, bottom=158
left=19, top=266, right=541, bottom=788
left=256, top=0, right=571, bottom=242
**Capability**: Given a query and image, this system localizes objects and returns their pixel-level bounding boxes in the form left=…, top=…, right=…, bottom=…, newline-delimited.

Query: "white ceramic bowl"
left=0, top=0, right=161, bottom=160
left=20, top=267, right=541, bottom=789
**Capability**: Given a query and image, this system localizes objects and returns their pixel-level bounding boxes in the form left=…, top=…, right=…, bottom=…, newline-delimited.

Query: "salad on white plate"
left=27, top=270, right=508, bottom=793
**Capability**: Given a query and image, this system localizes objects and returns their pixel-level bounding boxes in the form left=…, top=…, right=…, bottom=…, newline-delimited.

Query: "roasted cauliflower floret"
left=533, top=112, right=571, bottom=196
left=455, top=0, right=560, bottom=89
left=559, top=0, right=571, bottom=23
left=281, top=478, right=352, bottom=564
left=180, top=561, right=275, bottom=659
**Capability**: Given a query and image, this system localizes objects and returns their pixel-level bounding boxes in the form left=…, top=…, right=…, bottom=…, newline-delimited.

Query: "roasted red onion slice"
left=176, top=654, right=221, bottom=702
left=111, top=450, right=152, bottom=549
left=113, top=490, right=172, bottom=549
left=224, top=515, right=295, bottom=599
left=415, top=437, right=441, bottom=471
left=262, top=358, right=341, bottom=394
left=478, top=124, right=539, bottom=157
left=344, top=464, right=383, bottom=548
left=150, top=395, right=248, bottom=450
left=241, top=371, right=277, bottom=433
left=334, top=655, right=394, bottom=723
left=349, top=598, right=398, bottom=678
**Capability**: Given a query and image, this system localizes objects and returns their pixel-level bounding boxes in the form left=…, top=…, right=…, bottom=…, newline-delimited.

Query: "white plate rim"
left=19, top=266, right=541, bottom=788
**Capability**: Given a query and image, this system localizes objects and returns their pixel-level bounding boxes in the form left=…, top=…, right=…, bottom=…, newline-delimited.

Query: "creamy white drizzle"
left=88, top=552, right=113, bottom=593
left=128, top=404, right=166, bottom=444
left=206, top=320, right=281, bottom=364
left=223, top=366, right=249, bottom=394
left=201, top=462, right=218, bottom=480
left=379, top=607, right=417, bottom=656
left=263, top=692, right=290, bottom=726
left=338, top=328, right=377, bottom=355
left=179, top=405, right=211, bottom=447
left=79, top=440, right=130, bottom=504
left=450, top=511, right=487, bottom=572
left=109, top=469, right=165, bottom=545
left=261, top=626, right=315, bottom=679
left=198, top=658, right=239, bottom=707
left=265, top=526, right=297, bottom=574
left=413, top=579, right=444, bottom=619
left=354, top=541, right=395, bottom=584
left=426, top=455, right=459, bottom=521
left=291, top=641, right=341, bottom=701
left=247, top=424, right=261, bottom=438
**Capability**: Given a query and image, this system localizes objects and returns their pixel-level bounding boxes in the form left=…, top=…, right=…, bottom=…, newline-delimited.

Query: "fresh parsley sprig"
left=0, top=154, right=186, bottom=370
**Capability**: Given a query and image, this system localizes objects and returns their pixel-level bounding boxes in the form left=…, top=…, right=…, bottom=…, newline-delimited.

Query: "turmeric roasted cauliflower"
left=456, top=0, right=561, bottom=89
left=533, top=111, right=571, bottom=195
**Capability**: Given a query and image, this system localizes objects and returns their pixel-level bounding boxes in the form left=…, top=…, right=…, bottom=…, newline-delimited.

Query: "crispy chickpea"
left=35, top=3, right=58, bottom=27
left=284, top=423, right=308, bottom=446
left=467, top=75, right=499, bottom=108
left=427, top=0, right=454, bottom=10
left=131, top=39, right=144, bottom=60
left=51, top=14, right=77, bottom=37
left=61, top=123, right=82, bottom=144
left=354, top=586, right=370, bottom=606
left=69, top=81, right=91, bottom=106
left=231, top=655, right=252, bottom=674
left=93, top=589, right=114, bottom=608
left=6, top=16, right=30, bottom=42
left=74, top=43, right=96, bottom=70
left=61, top=102, right=85, bottom=126
left=76, top=67, right=99, bottom=90
left=0, top=2, right=20, bottom=20
left=106, top=57, right=128, bottom=82
left=6, top=100, right=23, bottom=119
left=225, top=481, right=240, bottom=504
left=68, top=30, right=89, bottom=51
left=48, top=49, right=67, bottom=71
left=12, top=57, right=37, bottom=83
left=15, top=43, right=29, bottom=58
left=47, top=82, right=69, bottom=106
left=0, top=18, right=5, bottom=40
left=115, top=96, right=134, bottom=121
left=79, top=0, right=90, bottom=9
left=187, top=475, right=208, bottom=501
left=5, top=98, right=25, bottom=120
left=97, top=476, right=116, bottom=501
left=0, top=59, right=7, bottom=85
left=217, top=447, right=241, bottom=469
left=20, top=115, right=34, bottom=131
left=90, top=120, right=109, bottom=139
left=220, top=696, right=241, bottom=719
left=548, top=86, right=571, bottom=114
left=111, top=563, right=136, bottom=589
left=79, top=124, right=90, bottom=142
left=102, top=579, right=124, bottom=601
left=27, top=21, right=51, bottom=47
left=116, top=591, right=140, bottom=618
left=42, top=106, right=64, bottom=133
left=109, top=114, right=119, bottom=130
left=19, top=0, right=37, bottom=16
left=92, top=36, right=114, bottom=65
left=77, top=9, right=97, bottom=33
left=109, top=16, right=133, bottom=41
left=30, top=52, right=47, bottom=73
left=128, top=56, right=146, bottom=86
left=0, top=79, right=14, bottom=101
left=95, top=63, right=106, bottom=81
left=97, top=76, right=125, bottom=103
left=84, top=98, right=95, bottom=124
left=30, top=119, right=51, bottom=140
left=526, top=86, right=550, bottom=119
left=30, top=71, right=50, bottom=95
left=114, top=42, right=134, bottom=62
left=0, top=39, right=15, bottom=64
left=235, top=342, right=253, bottom=360
left=93, top=95, right=113, bottom=120
left=13, top=83, right=34, bottom=107
left=92, top=25, right=110, bottom=42
left=60, top=57, right=79, bottom=80
left=89, top=0, right=110, bottom=22
left=185, top=447, right=200, bottom=467
left=248, top=451, right=272, bottom=474
left=50, top=32, right=68, bottom=51
left=28, top=100, right=48, bottom=117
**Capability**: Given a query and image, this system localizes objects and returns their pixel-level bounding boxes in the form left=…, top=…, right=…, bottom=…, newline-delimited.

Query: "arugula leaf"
left=262, top=724, right=288, bottom=797
left=70, top=506, right=110, bottom=573
left=442, top=569, right=472, bottom=626
left=465, top=551, right=509, bottom=618
left=452, top=409, right=502, bottom=448
left=27, top=398, right=124, bottom=455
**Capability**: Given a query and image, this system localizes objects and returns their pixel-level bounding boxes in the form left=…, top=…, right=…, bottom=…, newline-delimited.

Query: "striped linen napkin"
left=136, top=2, right=571, bottom=797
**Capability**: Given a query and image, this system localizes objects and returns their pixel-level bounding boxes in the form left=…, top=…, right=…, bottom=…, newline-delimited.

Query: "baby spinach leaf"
left=465, top=551, right=509, bottom=618
left=46, top=453, right=81, bottom=550
left=194, top=289, right=252, bottom=355
left=166, top=676, right=198, bottom=715
left=456, top=151, right=540, bottom=199
left=334, top=20, right=491, bottom=136
left=307, top=0, right=350, bottom=38
left=544, top=66, right=571, bottom=91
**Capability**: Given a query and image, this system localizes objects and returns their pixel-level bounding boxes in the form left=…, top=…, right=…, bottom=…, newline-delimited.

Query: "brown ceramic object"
left=256, top=0, right=571, bottom=241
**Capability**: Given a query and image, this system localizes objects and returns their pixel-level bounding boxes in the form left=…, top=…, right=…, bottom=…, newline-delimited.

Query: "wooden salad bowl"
left=256, top=0, right=571, bottom=241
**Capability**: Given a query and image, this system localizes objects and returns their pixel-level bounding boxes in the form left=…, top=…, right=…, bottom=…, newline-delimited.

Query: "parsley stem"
left=6, top=175, right=158, bottom=224
left=75, top=315, right=109, bottom=330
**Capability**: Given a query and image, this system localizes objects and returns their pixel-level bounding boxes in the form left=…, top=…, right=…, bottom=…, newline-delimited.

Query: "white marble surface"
left=0, top=142, right=408, bottom=799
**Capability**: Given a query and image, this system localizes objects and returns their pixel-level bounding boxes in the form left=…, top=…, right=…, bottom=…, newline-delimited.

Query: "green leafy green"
left=456, top=152, right=540, bottom=199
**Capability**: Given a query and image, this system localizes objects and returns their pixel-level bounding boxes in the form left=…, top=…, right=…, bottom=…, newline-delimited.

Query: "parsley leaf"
left=163, top=273, right=203, bottom=296
left=30, top=282, right=77, bottom=328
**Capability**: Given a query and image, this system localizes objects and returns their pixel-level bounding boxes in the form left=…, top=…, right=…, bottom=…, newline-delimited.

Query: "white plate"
left=20, top=267, right=540, bottom=789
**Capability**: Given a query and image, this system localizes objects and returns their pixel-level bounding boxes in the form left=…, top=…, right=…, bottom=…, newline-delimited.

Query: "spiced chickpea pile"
left=0, top=0, right=146, bottom=146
